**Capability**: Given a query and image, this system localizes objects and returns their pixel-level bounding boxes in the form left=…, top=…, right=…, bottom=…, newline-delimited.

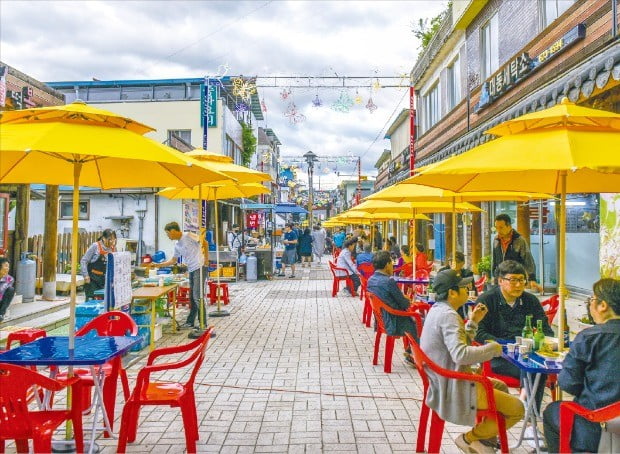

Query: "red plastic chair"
left=559, top=400, right=620, bottom=453
left=55, top=311, right=137, bottom=436
left=328, top=261, right=355, bottom=297
left=367, top=292, right=423, bottom=373
left=117, top=326, right=214, bottom=454
left=208, top=281, right=230, bottom=305
left=0, top=363, right=84, bottom=454
left=541, top=294, right=560, bottom=324
left=176, top=286, right=191, bottom=308
left=404, top=333, right=509, bottom=454
left=359, top=275, right=372, bottom=327
left=414, top=269, right=430, bottom=296
left=332, top=247, right=341, bottom=260
left=474, top=275, right=487, bottom=294
left=5, top=328, right=47, bottom=351
left=357, top=262, right=374, bottom=279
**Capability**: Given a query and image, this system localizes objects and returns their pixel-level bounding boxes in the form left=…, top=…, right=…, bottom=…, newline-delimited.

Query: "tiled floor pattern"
left=11, top=264, right=537, bottom=453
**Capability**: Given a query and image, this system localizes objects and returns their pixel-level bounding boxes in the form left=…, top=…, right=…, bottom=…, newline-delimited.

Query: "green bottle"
left=534, top=319, right=545, bottom=351
left=522, top=315, right=534, bottom=339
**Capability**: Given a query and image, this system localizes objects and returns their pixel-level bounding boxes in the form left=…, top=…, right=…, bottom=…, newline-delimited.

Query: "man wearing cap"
left=421, top=269, right=524, bottom=453
left=475, top=260, right=553, bottom=424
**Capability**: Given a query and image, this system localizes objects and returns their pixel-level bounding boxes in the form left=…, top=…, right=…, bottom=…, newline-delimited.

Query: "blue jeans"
left=187, top=267, right=207, bottom=326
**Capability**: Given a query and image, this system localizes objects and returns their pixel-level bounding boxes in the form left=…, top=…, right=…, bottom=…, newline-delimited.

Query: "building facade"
left=410, top=0, right=620, bottom=292
left=46, top=77, right=270, bottom=256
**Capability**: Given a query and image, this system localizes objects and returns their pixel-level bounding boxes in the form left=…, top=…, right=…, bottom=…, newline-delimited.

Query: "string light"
left=331, top=91, right=354, bottom=113
left=366, top=97, right=378, bottom=113
left=232, top=77, right=257, bottom=101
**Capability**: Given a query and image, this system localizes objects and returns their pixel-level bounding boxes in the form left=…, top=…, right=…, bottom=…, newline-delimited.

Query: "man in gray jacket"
left=420, top=270, right=524, bottom=453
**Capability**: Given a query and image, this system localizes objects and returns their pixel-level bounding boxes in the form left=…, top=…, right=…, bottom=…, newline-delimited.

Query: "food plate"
left=537, top=350, right=560, bottom=359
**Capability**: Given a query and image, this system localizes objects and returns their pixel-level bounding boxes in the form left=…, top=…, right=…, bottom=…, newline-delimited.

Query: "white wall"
left=16, top=193, right=182, bottom=258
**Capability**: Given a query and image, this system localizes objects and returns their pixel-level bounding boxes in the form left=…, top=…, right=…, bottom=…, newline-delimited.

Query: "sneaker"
left=524, top=426, right=547, bottom=450
left=455, top=433, right=496, bottom=453
left=179, top=322, right=195, bottom=329
left=289, top=275, right=295, bottom=278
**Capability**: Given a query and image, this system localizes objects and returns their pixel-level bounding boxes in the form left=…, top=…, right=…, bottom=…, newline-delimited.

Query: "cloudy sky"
left=0, top=0, right=447, bottom=189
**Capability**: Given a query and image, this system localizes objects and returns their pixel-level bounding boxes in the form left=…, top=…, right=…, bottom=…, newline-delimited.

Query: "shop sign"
left=240, top=203, right=275, bottom=210
left=475, top=24, right=586, bottom=113
left=246, top=212, right=260, bottom=229
left=0, top=66, right=6, bottom=107
left=200, top=82, right=218, bottom=128
left=4, top=86, right=36, bottom=110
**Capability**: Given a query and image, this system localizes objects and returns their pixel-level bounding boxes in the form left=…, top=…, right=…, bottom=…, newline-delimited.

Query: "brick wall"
left=416, top=0, right=614, bottom=161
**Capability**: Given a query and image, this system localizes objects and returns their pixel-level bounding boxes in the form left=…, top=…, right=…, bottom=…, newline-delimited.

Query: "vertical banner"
left=409, top=84, right=416, bottom=176
left=600, top=193, right=620, bottom=278
left=201, top=78, right=218, bottom=149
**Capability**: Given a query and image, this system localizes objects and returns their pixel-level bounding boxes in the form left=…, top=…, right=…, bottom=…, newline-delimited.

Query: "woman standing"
left=0, top=257, right=15, bottom=322
left=80, top=229, right=117, bottom=300
left=311, top=224, right=326, bottom=264
left=299, top=228, right=313, bottom=268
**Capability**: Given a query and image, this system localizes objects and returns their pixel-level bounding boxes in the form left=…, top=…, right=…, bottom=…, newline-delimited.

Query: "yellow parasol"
left=411, top=98, right=620, bottom=349
left=0, top=101, right=232, bottom=348
left=158, top=150, right=272, bottom=320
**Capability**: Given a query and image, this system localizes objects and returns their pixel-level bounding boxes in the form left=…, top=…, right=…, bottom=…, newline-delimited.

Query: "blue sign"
left=200, top=83, right=218, bottom=128
left=240, top=203, right=275, bottom=210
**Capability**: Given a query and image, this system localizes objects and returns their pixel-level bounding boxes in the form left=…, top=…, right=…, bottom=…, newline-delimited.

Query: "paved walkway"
left=6, top=265, right=539, bottom=453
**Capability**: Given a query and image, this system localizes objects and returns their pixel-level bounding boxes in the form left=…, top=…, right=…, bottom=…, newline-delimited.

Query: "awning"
left=275, top=203, right=308, bottom=214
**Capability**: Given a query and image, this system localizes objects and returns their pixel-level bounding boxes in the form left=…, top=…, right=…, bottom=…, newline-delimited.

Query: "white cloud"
left=1, top=0, right=447, bottom=182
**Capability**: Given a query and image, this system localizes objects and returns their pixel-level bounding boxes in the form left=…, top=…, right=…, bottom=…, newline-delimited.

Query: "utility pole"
left=356, top=157, right=362, bottom=205
left=303, top=151, right=318, bottom=228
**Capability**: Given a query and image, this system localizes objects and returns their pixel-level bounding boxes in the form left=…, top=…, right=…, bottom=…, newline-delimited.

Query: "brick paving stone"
left=3, top=268, right=536, bottom=453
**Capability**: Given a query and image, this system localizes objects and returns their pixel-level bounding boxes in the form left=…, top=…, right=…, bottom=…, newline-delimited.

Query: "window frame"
left=59, top=199, right=90, bottom=220
left=480, top=13, right=499, bottom=80
left=447, top=56, right=461, bottom=110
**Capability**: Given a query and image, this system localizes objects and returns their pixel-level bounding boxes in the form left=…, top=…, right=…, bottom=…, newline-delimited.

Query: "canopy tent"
left=275, top=203, right=308, bottom=214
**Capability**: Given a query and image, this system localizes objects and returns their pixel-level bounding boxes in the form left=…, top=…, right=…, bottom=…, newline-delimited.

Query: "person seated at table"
left=475, top=260, right=553, bottom=416
left=439, top=252, right=476, bottom=318
left=543, top=278, right=620, bottom=453
left=335, top=238, right=360, bottom=296
left=395, top=245, right=413, bottom=270
left=356, top=242, right=374, bottom=266
left=0, top=257, right=15, bottom=322
left=421, top=269, right=524, bottom=453
left=389, top=236, right=400, bottom=259
left=415, top=242, right=429, bottom=272
left=368, top=250, right=419, bottom=344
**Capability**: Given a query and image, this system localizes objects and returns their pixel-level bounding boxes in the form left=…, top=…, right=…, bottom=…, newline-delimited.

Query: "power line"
left=360, top=89, right=409, bottom=159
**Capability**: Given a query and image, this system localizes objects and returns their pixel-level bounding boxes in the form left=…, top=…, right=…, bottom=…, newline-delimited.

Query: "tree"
left=240, top=121, right=257, bottom=166
left=411, top=5, right=449, bottom=52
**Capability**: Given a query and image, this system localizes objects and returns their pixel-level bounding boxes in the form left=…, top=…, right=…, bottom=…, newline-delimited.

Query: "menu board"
left=105, top=251, right=133, bottom=310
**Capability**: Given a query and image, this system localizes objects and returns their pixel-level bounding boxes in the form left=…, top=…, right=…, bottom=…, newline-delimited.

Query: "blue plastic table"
left=392, top=276, right=430, bottom=285
left=501, top=349, right=562, bottom=453
left=0, top=336, right=139, bottom=453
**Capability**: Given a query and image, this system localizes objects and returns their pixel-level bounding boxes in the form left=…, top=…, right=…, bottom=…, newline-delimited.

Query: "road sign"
left=240, top=203, right=275, bottom=210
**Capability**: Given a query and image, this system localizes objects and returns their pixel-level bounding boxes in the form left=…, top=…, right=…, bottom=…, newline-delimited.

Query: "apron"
left=86, top=241, right=111, bottom=295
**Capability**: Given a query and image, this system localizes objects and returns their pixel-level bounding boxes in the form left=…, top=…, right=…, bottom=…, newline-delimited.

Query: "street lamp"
left=303, top=150, right=318, bottom=228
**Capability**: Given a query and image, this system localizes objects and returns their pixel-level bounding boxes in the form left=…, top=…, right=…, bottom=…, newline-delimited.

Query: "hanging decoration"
left=280, top=88, right=292, bottom=100
left=235, top=101, right=250, bottom=113
left=354, top=89, right=363, bottom=105
left=323, top=166, right=331, bottom=174
left=284, top=101, right=306, bottom=124
left=232, top=77, right=257, bottom=101
left=366, top=97, right=378, bottom=113
left=331, top=91, right=354, bottom=113
left=397, top=72, right=410, bottom=90
left=312, top=94, right=323, bottom=107
left=260, top=98, right=268, bottom=113
left=261, top=151, right=271, bottom=163
left=372, top=78, right=382, bottom=92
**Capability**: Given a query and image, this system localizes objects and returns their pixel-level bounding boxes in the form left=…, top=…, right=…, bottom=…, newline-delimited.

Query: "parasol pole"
left=211, top=187, right=230, bottom=317
left=69, top=161, right=82, bottom=352
left=452, top=198, right=457, bottom=265
left=558, top=172, right=567, bottom=351
left=412, top=208, right=417, bottom=289
left=198, top=185, right=205, bottom=330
